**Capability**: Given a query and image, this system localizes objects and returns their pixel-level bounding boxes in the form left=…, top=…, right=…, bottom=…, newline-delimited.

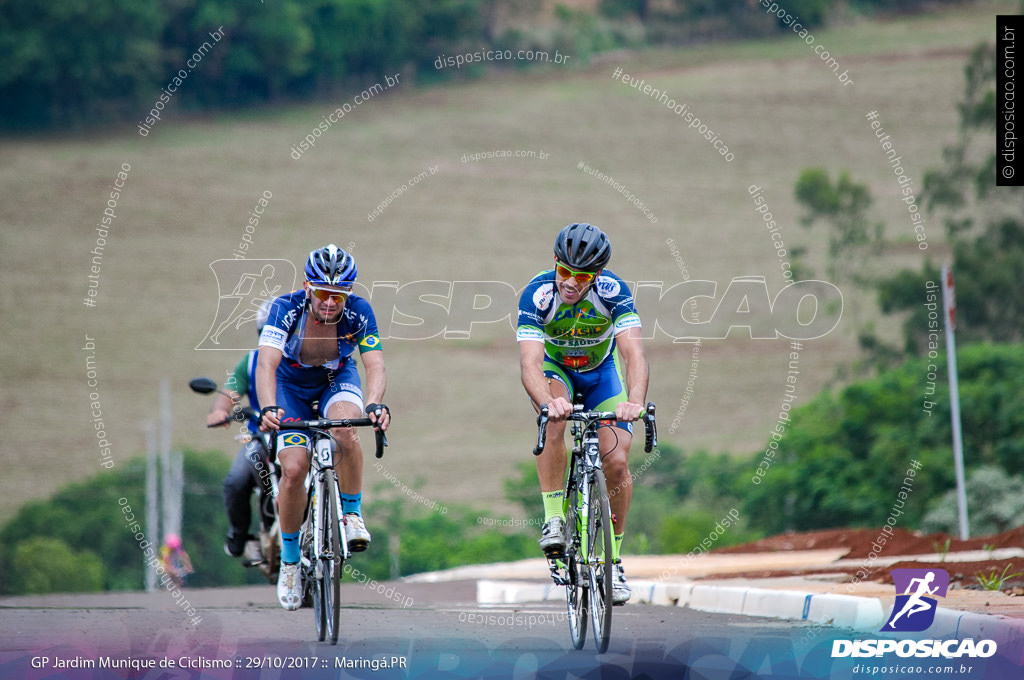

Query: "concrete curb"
left=478, top=577, right=1024, bottom=648
left=478, top=579, right=883, bottom=632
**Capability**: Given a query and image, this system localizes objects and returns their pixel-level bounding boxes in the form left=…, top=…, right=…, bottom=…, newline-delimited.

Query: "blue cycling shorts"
left=543, top=351, right=633, bottom=435
left=275, top=357, right=363, bottom=450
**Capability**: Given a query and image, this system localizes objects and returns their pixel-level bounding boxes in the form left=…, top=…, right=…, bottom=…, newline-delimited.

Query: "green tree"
left=8, top=537, right=105, bottom=594
left=0, top=0, right=165, bottom=127
left=743, top=344, right=1024, bottom=535
left=878, top=43, right=1024, bottom=354
left=0, top=449, right=252, bottom=594
left=921, top=466, right=1024, bottom=537
left=794, top=167, right=884, bottom=317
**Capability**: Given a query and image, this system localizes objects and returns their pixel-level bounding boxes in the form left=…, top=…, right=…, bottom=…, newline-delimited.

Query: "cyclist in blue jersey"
left=517, top=223, right=649, bottom=605
left=206, top=301, right=273, bottom=562
left=257, top=244, right=390, bottom=611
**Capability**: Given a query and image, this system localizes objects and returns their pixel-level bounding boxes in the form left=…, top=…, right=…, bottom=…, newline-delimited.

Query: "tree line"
left=0, top=0, right=975, bottom=130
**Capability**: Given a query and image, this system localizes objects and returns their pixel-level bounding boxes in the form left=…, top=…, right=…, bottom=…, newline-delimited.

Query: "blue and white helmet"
left=304, top=244, right=357, bottom=286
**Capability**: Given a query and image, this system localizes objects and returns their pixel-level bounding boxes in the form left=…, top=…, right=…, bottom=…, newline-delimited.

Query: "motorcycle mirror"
left=189, top=377, right=219, bottom=394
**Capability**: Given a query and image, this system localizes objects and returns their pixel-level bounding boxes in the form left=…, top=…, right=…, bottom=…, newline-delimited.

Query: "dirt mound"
left=715, top=526, right=1024, bottom=560
left=708, top=526, right=1024, bottom=590
left=866, top=559, right=1024, bottom=590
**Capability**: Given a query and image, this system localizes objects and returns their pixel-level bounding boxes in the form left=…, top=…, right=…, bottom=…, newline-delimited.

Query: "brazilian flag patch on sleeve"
left=359, top=335, right=382, bottom=351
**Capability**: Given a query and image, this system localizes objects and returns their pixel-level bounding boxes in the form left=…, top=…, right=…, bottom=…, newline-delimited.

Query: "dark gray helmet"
left=553, top=223, right=611, bottom=271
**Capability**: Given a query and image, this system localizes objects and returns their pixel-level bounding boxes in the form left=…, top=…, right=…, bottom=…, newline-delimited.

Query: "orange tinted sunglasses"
left=307, top=284, right=351, bottom=303
left=555, top=261, right=598, bottom=285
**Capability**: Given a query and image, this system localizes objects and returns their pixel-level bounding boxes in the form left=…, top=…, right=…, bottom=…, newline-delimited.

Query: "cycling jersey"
left=516, top=269, right=641, bottom=371
left=259, top=290, right=382, bottom=367
left=224, top=351, right=261, bottom=434
left=257, top=290, right=382, bottom=449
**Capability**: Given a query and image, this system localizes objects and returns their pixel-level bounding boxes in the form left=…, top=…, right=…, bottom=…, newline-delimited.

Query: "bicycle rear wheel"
left=564, top=477, right=587, bottom=650
left=321, top=472, right=343, bottom=644
left=587, top=469, right=613, bottom=653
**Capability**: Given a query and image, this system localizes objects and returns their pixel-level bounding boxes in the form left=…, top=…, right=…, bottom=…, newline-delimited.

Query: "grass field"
left=0, top=2, right=1005, bottom=524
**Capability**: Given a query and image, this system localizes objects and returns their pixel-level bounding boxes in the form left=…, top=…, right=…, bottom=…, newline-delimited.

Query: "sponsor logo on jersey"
left=533, top=283, right=555, bottom=311
left=517, top=326, right=544, bottom=341
left=595, top=275, right=620, bottom=298
left=562, top=354, right=591, bottom=369
left=260, top=325, right=289, bottom=348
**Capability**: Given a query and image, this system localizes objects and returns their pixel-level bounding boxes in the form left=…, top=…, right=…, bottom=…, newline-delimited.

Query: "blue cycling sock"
left=281, top=530, right=300, bottom=564
left=340, top=492, right=361, bottom=516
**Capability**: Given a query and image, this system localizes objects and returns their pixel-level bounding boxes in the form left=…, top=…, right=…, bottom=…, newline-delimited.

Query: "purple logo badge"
left=882, top=568, right=949, bottom=632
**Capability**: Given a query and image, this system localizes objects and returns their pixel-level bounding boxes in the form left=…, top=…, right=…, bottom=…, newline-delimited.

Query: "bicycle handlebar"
left=533, top=402, right=658, bottom=456
left=206, top=405, right=260, bottom=429
left=272, top=417, right=388, bottom=459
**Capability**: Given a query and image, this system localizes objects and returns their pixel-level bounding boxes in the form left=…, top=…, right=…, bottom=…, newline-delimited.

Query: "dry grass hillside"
left=0, top=3, right=1001, bottom=522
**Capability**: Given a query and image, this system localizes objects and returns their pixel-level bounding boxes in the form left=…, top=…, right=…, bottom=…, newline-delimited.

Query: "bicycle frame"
left=534, top=402, right=657, bottom=653
left=307, top=430, right=348, bottom=566
left=270, top=417, right=386, bottom=644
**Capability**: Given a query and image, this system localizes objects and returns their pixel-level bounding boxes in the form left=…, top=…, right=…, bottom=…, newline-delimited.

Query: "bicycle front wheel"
left=321, top=472, right=343, bottom=644
left=308, top=487, right=326, bottom=641
left=587, top=469, right=613, bottom=653
left=564, top=478, right=587, bottom=650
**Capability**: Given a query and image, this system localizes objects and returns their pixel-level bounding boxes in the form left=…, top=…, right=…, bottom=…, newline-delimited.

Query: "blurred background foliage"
left=0, top=0, right=977, bottom=130
left=3, top=0, right=1020, bottom=595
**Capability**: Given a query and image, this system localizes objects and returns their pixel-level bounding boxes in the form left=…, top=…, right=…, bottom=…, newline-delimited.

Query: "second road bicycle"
left=534, top=400, right=657, bottom=653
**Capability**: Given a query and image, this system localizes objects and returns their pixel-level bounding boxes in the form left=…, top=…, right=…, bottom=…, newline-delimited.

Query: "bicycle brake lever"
left=643, top=402, right=657, bottom=453
left=533, top=405, right=549, bottom=456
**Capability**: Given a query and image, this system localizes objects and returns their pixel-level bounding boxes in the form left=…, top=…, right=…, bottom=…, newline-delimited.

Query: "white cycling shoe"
left=277, top=561, right=302, bottom=610
left=612, top=561, right=631, bottom=605
left=344, top=513, right=371, bottom=552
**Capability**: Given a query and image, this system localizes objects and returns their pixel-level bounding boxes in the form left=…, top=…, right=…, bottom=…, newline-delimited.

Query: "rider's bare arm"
left=256, top=346, right=284, bottom=430
left=360, top=349, right=389, bottom=431
left=207, top=389, right=240, bottom=427
left=614, top=326, right=649, bottom=422
left=519, top=340, right=572, bottom=419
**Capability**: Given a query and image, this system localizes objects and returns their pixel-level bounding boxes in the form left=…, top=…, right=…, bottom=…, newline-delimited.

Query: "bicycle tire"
left=564, top=477, right=587, bottom=650
left=308, top=487, right=326, bottom=641
left=588, top=469, right=613, bottom=653
left=322, top=471, right=343, bottom=645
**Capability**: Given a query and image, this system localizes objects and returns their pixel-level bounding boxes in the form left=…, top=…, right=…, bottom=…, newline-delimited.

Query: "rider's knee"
left=279, top=459, right=307, bottom=484
left=332, top=427, right=361, bottom=448
left=602, top=449, right=631, bottom=479
left=546, top=419, right=567, bottom=439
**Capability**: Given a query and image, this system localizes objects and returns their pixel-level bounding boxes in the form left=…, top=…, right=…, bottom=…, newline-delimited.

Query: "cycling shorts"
left=543, top=351, right=633, bottom=435
left=275, top=357, right=363, bottom=451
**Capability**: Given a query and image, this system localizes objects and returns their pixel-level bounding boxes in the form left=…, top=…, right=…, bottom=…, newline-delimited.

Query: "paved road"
left=2, top=580, right=844, bottom=679
left=2, top=580, right=1017, bottom=679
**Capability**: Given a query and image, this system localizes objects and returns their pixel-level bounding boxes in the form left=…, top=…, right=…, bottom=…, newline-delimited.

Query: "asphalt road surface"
left=1, top=579, right=1013, bottom=679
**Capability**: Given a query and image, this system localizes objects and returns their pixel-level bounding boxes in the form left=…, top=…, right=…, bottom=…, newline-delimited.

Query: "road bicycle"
left=189, top=377, right=281, bottom=582
left=534, top=401, right=657, bottom=653
left=272, top=415, right=387, bottom=644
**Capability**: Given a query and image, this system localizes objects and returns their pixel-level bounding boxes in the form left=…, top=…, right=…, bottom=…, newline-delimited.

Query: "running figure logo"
left=882, top=568, right=949, bottom=632
left=195, top=259, right=296, bottom=350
